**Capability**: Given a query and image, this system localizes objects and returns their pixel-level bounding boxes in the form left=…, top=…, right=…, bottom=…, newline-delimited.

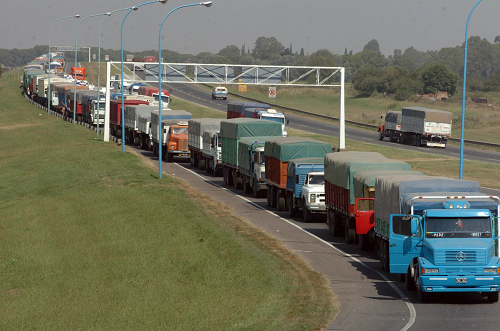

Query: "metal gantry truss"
left=50, top=46, right=91, bottom=62
left=104, top=62, right=345, bottom=149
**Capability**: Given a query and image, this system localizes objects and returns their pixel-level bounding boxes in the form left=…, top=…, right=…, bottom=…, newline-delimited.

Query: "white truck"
left=187, top=118, right=222, bottom=174
left=400, top=107, right=452, bottom=148
left=286, top=158, right=326, bottom=222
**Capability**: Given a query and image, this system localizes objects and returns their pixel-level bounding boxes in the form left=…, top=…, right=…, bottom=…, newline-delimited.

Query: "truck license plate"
left=456, top=278, right=467, bottom=284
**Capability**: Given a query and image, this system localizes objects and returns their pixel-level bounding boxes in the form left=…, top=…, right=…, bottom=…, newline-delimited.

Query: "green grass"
left=1, top=70, right=336, bottom=330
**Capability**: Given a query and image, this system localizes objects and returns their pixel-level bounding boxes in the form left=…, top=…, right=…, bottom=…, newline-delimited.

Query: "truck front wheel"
left=405, top=266, right=416, bottom=290
left=277, top=191, right=285, bottom=211
left=488, top=291, right=499, bottom=303
left=288, top=195, right=297, bottom=217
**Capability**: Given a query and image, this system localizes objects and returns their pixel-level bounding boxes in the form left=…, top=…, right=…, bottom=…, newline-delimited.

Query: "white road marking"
left=172, top=163, right=417, bottom=331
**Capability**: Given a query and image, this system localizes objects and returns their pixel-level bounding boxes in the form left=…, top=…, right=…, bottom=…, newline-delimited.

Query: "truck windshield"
left=425, top=217, right=491, bottom=238
left=172, top=127, right=188, bottom=135
left=308, top=175, right=324, bottom=185
left=262, top=116, right=284, bottom=124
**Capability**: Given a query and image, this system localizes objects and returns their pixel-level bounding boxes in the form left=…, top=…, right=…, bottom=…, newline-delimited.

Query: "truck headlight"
left=484, top=268, right=498, bottom=274
left=424, top=268, right=439, bottom=274
left=310, top=194, right=316, bottom=203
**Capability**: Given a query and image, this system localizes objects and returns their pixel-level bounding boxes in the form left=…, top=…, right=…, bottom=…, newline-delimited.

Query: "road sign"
left=269, top=87, right=276, bottom=99
left=239, top=84, right=247, bottom=92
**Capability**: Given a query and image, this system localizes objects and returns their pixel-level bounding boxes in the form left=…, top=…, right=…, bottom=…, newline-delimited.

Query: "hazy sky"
left=2, top=0, right=500, bottom=57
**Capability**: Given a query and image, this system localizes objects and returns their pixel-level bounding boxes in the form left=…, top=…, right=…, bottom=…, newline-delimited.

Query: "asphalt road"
left=125, top=81, right=500, bottom=330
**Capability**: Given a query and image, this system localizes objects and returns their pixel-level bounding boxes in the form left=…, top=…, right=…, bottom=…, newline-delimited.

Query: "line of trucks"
left=21, top=58, right=500, bottom=303
left=378, top=107, right=453, bottom=148
left=186, top=115, right=500, bottom=303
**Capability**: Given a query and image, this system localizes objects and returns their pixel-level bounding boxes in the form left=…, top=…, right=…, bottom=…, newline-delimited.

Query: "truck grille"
left=435, top=250, right=486, bottom=264
left=444, top=267, right=483, bottom=274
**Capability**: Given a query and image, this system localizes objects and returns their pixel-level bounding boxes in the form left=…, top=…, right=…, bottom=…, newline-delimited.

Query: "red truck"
left=110, top=99, right=149, bottom=137
left=324, top=151, right=418, bottom=250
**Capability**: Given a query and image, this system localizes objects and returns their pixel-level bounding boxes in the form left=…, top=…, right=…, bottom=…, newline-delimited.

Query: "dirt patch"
left=0, top=123, right=42, bottom=130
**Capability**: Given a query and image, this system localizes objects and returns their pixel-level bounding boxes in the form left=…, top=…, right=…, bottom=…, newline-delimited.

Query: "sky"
left=1, top=0, right=500, bottom=58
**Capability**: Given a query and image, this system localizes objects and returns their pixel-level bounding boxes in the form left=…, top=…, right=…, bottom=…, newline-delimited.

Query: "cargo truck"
left=378, top=110, right=402, bottom=142
left=81, top=92, right=106, bottom=126
left=202, top=130, right=222, bottom=175
left=227, top=101, right=288, bottom=136
left=150, top=110, right=192, bottom=162
left=220, top=118, right=283, bottom=190
left=324, top=152, right=414, bottom=249
left=110, top=99, right=150, bottom=137
left=398, top=107, right=452, bottom=148
left=374, top=176, right=500, bottom=302
left=265, top=137, right=332, bottom=212
left=70, top=67, right=87, bottom=80
left=286, top=158, right=326, bottom=222
left=237, top=136, right=274, bottom=198
left=187, top=118, right=222, bottom=173
left=124, top=104, right=158, bottom=146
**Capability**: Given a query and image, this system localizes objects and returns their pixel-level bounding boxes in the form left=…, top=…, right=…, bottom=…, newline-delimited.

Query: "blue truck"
left=286, top=157, right=325, bottom=222
left=374, top=176, right=500, bottom=302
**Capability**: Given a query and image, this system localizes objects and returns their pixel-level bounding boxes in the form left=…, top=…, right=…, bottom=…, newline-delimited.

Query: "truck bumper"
left=307, top=203, right=327, bottom=213
left=420, top=275, right=500, bottom=293
left=169, top=151, right=190, bottom=158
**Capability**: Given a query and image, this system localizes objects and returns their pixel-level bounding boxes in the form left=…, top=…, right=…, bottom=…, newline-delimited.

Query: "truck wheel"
left=166, top=153, right=173, bottom=162
left=266, top=188, right=271, bottom=206
left=344, top=220, right=354, bottom=244
left=388, top=131, right=394, bottom=142
left=270, top=187, right=277, bottom=208
left=243, top=180, right=251, bottom=194
left=190, top=154, right=195, bottom=167
left=358, top=234, right=369, bottom=251
left=405, top=266, right=416, bottom=290
left=277, top=191, right=285, bottom=211
left=380, top=241, right=389, bottom=271
left=416, top=134, right=422, bottom=147
left=252, top=179, right=259, bottom=198
left=303, top=204, right=311, bottom=223
left=488, top=291, right=499, bottom=303
left=288, top=195, right=297, bottom=217
left=416, top=273, right=430, bottom=303
left=198, top=159, right=205, bottom=170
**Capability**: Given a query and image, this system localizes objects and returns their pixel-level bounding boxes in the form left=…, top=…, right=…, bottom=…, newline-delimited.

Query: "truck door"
left=389, top=215, right=422, bottom=274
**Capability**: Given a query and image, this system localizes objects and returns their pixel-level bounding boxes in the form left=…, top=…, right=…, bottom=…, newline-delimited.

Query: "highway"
left=130, top=79, right=500, bottom=330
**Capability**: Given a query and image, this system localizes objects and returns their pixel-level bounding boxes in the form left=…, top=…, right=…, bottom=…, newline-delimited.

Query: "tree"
left=352, top=66, right=379, bottom=97
left=394, top=76, right=424, bottom=101
left=363, top=39, right=381, bottom=53
left=252, top=36, right=285, bottom=61
left=495, top=35, right=500, bottom=44
left=300, top=47, right=304, bottom=57
left=241, top=43, right=245, bottom=55
left=217, top=45, right=240, bottom=63
left=377, top=66, right=409, bottom=94
left=420, top=62, right=459, bottom=95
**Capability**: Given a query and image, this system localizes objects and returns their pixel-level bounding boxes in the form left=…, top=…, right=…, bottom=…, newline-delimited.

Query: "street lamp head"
left=105, top=12, right=111, bottom=16
left=133, top=6, right=139, bottom=11
left=74, top=14, right=81, bottom=18
left=158, top=0, right=168, bottom=3
left=200, top=1, right=212, bottom=7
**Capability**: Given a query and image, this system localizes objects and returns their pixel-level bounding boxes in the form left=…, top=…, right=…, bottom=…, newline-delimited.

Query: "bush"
left=352, top=66, right=379, bottom=97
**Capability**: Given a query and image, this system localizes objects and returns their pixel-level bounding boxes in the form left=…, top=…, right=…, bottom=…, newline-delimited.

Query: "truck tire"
left=167, top=153, right=173, bottom=162
left=416, top=267, right=430, bottom=303
left=358, top=234, right=370, bottom=251
left=344, top=218, right=354, bottom=244
left=288, top=195, right=297, bottom=217
left=198, top=159, right=205, bottom=170
left=277, top=191, right=285, bottom=211
left=267, top=188, right=271, bottom=206
left=388, top=130, right=394, bottom=142
left=380, top=241, right=390, bottom=271
left=405, top=266, right=416, bottom=290
left=303, top=203, right=311, bottom=223
left=243, top=180, right=251, bottom=194
left=270, top=187, right=277, bottom=208
left=252, top=179, right=259, bottom=198
left=488, top=291, right=499, bottom=303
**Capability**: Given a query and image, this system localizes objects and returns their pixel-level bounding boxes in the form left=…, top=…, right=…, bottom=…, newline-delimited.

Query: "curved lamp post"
left=121, top=0, right=168, bottom=153
left=74, top=13, right=110, bottom=125
left=460, top=0, right=483, bottom=179
left=157, top=2, right=212, bottom=179
left=96, top=7, right=133, bottom=138
left=48, top=14, right=80, bottom=115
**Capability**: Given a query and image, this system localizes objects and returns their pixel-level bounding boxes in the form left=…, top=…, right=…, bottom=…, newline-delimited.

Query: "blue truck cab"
left=388, top=195, right=500, bottom=302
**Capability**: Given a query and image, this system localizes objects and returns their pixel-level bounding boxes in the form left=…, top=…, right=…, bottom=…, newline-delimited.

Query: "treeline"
left=3, top=35, right=500, bottom=99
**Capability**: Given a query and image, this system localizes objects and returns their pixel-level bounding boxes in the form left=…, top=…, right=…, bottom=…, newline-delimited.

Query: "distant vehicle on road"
left=212, top=86, right=228, bottom=100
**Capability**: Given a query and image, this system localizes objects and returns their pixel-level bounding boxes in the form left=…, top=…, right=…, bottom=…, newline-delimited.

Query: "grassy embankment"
left=0, top=69, right=336, bottom=330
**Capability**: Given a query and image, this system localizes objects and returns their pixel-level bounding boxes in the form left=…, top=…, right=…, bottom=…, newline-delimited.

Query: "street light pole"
left=157, top=2, right=212, bottom=179
left=74, top=13, right=109, bottom=125
left=460, top=0, right=483, bottom=179
left=96, top=7, right=133, bottom=139
left=120, top=0, right=168, bottom=153
left=48, top=14, right=79, bottom=116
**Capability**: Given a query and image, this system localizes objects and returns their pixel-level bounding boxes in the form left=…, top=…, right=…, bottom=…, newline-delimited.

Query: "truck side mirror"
left=411, top=218, right=418, bottom=236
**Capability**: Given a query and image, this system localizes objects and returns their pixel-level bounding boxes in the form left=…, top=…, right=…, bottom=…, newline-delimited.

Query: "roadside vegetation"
left=0, top=70, right=336, bottom=330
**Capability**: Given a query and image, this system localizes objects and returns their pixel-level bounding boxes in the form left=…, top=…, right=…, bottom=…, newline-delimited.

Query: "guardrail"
left=223, top=89, right=500, bottom=149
